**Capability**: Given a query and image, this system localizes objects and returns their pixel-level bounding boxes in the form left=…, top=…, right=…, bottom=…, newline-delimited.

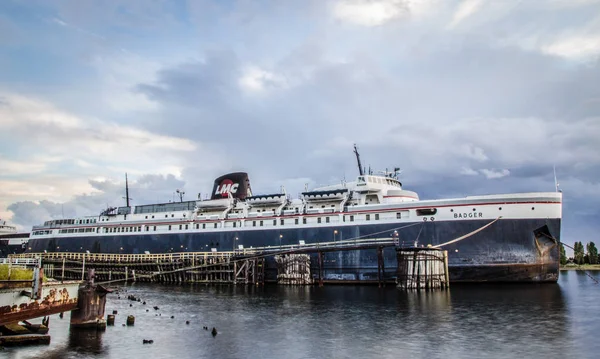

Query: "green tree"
left=559, top=243, right=567, bottom=266
left=587, top=242, right=598, bottom=265
left=574, top=241, right=585, bottom=265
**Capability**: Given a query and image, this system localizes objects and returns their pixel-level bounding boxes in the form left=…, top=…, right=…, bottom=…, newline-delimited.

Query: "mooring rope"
left=431, top=217, right=502, bottom=249
left=341, top=221, right=424, bottom=242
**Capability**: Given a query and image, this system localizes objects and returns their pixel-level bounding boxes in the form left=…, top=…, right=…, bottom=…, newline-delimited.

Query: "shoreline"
left=560, top=265, right=600, bottom=271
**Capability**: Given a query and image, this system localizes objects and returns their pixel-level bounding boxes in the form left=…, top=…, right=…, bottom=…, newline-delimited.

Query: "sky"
left=0, top=0, right=599, bottom=250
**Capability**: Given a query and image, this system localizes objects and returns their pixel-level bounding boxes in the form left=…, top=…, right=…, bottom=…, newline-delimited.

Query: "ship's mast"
left=353, top=144, right=364, bottom=176
left=124, top=173, right=131, bottom=207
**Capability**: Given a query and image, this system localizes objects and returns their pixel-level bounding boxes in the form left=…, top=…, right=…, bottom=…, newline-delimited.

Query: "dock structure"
left=396, top=248, right=449, bottom=290
left=9, top=237, right=400, bottom=286
left=0, top=258, right=81, bottom=326
left=1, top=260, right=108, bottom=346
left=11, top=251, right=267, bottom=285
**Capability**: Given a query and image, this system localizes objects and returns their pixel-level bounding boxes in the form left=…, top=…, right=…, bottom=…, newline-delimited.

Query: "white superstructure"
left=29, top=172, right=562, bottom=240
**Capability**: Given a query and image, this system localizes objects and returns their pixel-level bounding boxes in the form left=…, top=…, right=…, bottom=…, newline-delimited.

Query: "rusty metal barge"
left=0, top=259, right=109, bottom=346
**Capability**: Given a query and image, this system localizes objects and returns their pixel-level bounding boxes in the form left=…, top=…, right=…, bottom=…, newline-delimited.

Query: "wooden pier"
left=9, top=237, right=402, bottom=286
left=11, top=251, right=266, bottom=285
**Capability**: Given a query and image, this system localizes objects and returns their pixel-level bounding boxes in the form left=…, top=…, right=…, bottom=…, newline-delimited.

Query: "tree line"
left=560, top=241, right=598, bottom=265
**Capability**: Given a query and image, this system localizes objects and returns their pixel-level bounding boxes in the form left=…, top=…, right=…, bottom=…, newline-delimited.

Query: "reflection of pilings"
left=396, top=248, right=449, bottom=290
left=318, top=252, right=324, bottom=287
left=275, top=254, right=312, bottom=285
left=377, top=246, right=385, bottom=288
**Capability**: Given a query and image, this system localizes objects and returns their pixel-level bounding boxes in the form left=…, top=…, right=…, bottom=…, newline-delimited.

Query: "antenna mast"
left=353, top=144, right=364, bottom=176
left=553, top=165, right=560, bottom=193
left=176, top=189, right=185, bottom=202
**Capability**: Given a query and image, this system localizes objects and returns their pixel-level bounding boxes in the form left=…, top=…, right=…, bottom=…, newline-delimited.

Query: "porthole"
left=499, top=207, right=502, bottom=210
left=450, top=209, right=454, bottom=212
left=473, top=208, right=476, bottom=211
left=531, top=207, right=535, bottom=210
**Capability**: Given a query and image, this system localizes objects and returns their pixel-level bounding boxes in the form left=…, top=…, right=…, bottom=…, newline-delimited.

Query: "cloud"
left=480, top=168, right=510, bottom=179
left=0, top=91, right=207, bottom=227
left=447, top=0, right=483, bottom=29
left=541, top=35, right=600, bottom=60
left=332, top=0, right=410, bottom=27
left=0, top=92, right=196, bottom=161
left=7, top=174, right=188, bottom=229
left=51, top=17, right=67, bottom=27
left=238, top=66, right=289, bottom=93
left=460, top=167, right=478, bottom=176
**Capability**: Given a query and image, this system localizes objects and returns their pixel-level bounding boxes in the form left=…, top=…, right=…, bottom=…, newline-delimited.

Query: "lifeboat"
left=302, top=189, right=348, bottom=202
left=245, top=193, right=286, bottom=206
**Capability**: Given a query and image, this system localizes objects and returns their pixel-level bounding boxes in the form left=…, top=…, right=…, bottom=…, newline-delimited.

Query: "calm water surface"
left=4, top=270, right=599, bottom=359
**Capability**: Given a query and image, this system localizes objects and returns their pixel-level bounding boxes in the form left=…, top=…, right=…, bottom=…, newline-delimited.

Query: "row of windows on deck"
left=40, top=210, right=418, bottom=236
left=98, top=212, right=404, bottom=233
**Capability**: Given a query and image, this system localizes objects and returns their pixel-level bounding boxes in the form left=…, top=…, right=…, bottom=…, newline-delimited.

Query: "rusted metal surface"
left=70, top=269, right=111, bottom=329
left=0, top=280, right=81, bottom=326
left=450, top=262, right=559, bottom=282
left=450, top=225, right=560, bottom=282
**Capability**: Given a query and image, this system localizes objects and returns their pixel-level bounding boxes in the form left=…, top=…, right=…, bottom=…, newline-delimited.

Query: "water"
left=3, top=270, right=599, bottom=359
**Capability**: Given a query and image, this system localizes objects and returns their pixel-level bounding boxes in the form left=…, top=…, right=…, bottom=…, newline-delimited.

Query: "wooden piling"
left=396, top=248, right=449, bottom=290
left=275, top=254, right=312, bottom=285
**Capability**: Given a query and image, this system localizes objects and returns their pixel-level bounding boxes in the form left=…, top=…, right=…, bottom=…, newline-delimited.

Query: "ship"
left=0, top=219, right=30, bottom=257
left=26, top=146, right=562, bottom=282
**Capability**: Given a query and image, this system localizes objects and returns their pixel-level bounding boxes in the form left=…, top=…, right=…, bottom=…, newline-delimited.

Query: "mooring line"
left=432, top=217, right=502, bottom=249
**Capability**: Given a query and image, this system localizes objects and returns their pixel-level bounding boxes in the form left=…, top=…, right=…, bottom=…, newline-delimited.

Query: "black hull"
left=26, top=218, right=561, bottom=283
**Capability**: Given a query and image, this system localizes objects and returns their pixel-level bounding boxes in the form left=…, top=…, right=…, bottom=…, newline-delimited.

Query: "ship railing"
left=9, top=251, right=240, bottom=263
left=0, top=257, right=41, bottom=268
